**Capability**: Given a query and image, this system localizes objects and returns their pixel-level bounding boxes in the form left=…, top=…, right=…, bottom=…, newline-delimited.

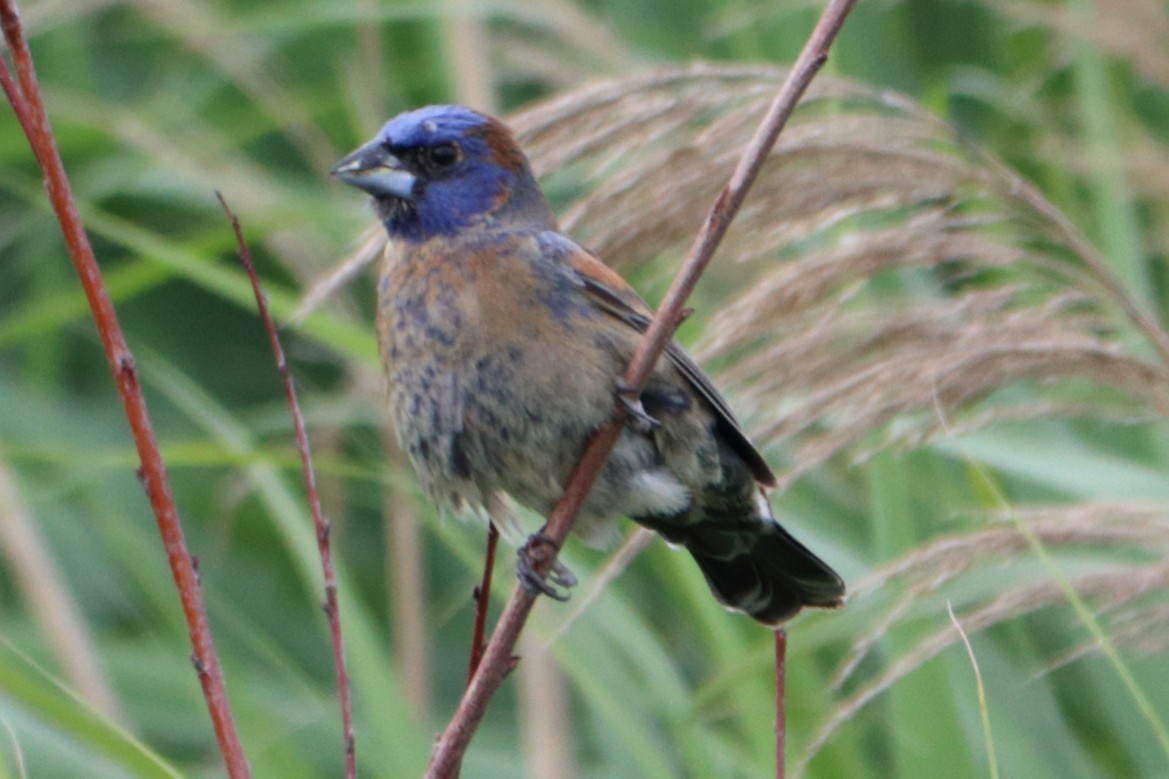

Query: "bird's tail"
left=687, top=522, right=845, bottom=626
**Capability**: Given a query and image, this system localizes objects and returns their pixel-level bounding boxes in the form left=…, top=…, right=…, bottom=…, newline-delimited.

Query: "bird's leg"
left=615, top=380, right=660, bottom=434
left=517, top=530, right=577, bottom=601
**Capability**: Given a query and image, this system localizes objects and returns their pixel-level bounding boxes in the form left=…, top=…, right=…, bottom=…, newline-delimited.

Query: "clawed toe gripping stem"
left=616, top=380, right=660, bottom=434
left=516, top=531, right=577, bottom=601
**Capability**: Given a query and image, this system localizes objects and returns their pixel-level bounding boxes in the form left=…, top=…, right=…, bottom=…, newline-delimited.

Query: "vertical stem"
left=775, top=629, right=787, bottom=779
left=220, top=195, right=355, bottom=778
left=467, top=522, right=500, bottom=685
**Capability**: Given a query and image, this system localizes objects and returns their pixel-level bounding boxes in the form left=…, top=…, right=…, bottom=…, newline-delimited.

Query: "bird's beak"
left=331, top=140, right=416, bottom=200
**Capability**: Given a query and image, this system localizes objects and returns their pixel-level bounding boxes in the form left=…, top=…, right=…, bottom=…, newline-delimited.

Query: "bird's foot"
left=615, top=380, right=660, bottom=434
left=517, top=532, right=576, bottom=601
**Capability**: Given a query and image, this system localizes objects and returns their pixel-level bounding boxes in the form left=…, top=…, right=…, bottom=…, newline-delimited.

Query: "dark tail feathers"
left=689, top=523, right=845, bottom=626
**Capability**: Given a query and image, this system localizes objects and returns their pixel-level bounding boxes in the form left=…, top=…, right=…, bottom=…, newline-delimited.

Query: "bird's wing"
left=562, top=242, right=778, bottom=488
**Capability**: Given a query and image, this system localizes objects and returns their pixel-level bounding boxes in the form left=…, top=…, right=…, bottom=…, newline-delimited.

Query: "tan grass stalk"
left=0, top=463, right=125, bottom=724
left=518, top=629, right=576, bottom=779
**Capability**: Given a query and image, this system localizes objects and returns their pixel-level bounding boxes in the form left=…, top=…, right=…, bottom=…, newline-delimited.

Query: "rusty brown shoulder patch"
left=476, top=118, right=527, bottom=172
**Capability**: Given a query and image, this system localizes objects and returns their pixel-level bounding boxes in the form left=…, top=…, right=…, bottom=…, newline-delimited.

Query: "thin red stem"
left=775, top=629, right=787, bottom=779
left=467, top=522, right=500, bottom=685
left=218, top=194, right=357, bottom=779
left=1, top=4, right=249, bottom=775
left=0, top=46, right=30, bottom=129
left=425, top=2, right=858, bottom=775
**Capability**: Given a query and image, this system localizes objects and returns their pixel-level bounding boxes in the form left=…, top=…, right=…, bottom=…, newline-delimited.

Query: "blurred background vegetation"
left=3, top=0, right=1169, bottom=776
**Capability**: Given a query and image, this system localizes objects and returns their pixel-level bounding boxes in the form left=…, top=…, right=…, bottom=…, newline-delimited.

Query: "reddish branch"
left=775, top=629, right=788, bottom=779
left=0, top=2, right=249, bottom=775
left=426, top=1, right=859, bottom=775
left=217, top=195, right=357, bottom=778
left=467, top=521, right=501, bottom=685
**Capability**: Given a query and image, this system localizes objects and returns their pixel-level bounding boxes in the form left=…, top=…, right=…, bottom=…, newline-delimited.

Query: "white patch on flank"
left=625, top=469, right=691, bottom=519
left=755, top=489, right=775, bottom=523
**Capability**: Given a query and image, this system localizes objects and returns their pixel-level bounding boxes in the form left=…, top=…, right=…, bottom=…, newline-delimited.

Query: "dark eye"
left=429, top=142, right=459, bottom=167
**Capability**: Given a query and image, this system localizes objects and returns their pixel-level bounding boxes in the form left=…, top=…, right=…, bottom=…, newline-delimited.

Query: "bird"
left=332, top=104, right=845, bottom=626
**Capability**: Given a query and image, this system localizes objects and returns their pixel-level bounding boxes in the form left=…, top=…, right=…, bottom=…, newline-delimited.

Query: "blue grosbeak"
left=333, top=105, right=844, bottom=625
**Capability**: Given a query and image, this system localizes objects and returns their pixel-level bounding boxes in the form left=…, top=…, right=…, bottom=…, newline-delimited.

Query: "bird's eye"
left=429, top=142, right=459, bottom=168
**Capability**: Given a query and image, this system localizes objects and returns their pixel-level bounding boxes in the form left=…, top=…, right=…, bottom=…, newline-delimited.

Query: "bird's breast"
left=374, top=236, right=622, bottom=513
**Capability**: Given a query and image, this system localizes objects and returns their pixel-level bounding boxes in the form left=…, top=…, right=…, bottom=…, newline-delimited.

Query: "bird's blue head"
left=332, top=105, right=553, bottom=242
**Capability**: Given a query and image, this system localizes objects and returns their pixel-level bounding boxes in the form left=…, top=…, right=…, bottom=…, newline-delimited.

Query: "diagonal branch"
left=425, top=1, right=858, bottom=775
left=1, top=3, right=249, bottom=775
